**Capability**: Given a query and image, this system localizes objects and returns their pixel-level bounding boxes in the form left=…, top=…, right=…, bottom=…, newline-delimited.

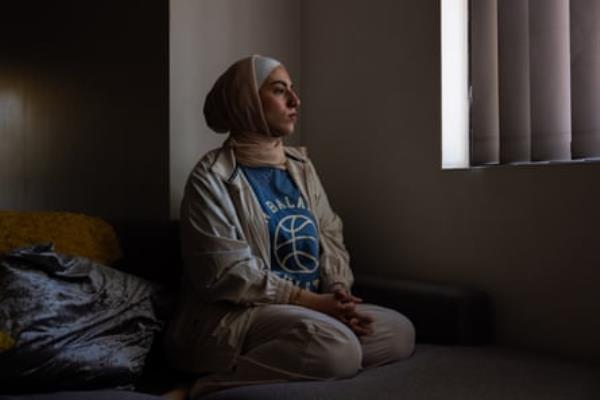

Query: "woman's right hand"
left=294, top=290, right=374, bottom=336
left=295, top=291, right=356, bottom=320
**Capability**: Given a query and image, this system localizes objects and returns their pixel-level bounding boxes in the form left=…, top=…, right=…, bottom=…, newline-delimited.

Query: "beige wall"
left=170, top=0, right=302, bottom=218
left=301, top=0, right=600, bottom=362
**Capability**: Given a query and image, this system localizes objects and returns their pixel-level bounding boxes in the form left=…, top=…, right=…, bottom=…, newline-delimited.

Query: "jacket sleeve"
left=180, top=164, right=297, bottom=306
left=305, top=159, right=354, bottom=292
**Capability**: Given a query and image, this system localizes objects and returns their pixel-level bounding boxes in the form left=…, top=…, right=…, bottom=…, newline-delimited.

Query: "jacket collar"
left=210, top=146, right=238, bottom=183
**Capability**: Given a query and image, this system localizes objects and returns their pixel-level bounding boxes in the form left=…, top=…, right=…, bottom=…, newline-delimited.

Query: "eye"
left=273, top=87, right=285, bottom=95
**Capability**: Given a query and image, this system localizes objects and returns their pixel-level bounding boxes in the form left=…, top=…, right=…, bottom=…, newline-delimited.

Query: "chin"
left=271, top=125, right=295, bottom=137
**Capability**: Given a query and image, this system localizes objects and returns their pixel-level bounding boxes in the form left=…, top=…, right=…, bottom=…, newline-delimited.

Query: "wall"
left=170, top=0, right=302, bottom=218
left=0, top=0, right=169, bottom=220
left=5, top=0, right=597, bottom=363
left=301, top=0, right=600, bottom=362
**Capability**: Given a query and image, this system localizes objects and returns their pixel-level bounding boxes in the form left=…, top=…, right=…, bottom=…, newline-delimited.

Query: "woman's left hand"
left=331, top=286, right=374, bottom=336
left=342, top=309, right=375, bottom=337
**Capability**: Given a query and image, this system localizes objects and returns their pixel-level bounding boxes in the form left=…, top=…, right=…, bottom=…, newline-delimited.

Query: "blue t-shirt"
left=241, top=166, right=320, bottom=292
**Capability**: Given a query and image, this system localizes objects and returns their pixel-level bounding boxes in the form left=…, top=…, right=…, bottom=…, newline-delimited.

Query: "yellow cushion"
left=0, top=330, right=15, bottom=352
left=0, top=211, right=122, bottom=265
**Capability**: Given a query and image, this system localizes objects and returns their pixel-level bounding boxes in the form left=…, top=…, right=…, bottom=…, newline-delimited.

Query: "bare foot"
left=162, top=386, right=189, bottom=400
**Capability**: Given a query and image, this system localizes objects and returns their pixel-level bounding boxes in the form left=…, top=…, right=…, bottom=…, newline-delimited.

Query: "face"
left=259, top=66, right=301, bottom=137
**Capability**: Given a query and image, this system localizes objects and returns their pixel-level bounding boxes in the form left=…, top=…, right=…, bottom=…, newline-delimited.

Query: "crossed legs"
left=189, top=303, right=415, bottom=397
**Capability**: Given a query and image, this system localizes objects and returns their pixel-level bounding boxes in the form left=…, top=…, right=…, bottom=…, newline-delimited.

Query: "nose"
left=288, top=89, right=300, bottom=108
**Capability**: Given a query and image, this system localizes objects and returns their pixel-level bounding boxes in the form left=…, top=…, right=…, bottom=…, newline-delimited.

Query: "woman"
left=165, top=55, right=415, bottom=397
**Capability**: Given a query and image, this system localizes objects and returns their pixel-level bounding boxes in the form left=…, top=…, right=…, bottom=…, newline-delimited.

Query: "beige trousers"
left=190, top=304, right=415, bottom=398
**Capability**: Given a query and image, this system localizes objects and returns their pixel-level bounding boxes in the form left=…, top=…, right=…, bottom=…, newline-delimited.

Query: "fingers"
left=350, top=312, right=374, bottom=327
left=329, top=290, right=372, bottom=335
left=338, top=301, right=356, bottom=312
left=303, top=292, right=373, bottom=336
left=352, top=309, right=374, bottom=324
left=339, top=308, right=374, bottom=336
left=332, top=289, right=347, bottom=301
left=330, top=299, right=355, bottom=321
left=316, top=293, right=354, bottom=320
left=333, top=289, right=363, bottom=304
left=348, top=294, right=363, bottom=304
left=348, top=316, right=374, bottom=336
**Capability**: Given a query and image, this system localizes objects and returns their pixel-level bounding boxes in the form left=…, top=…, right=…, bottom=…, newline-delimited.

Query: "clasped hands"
left=294, top=287, right=374, bottom=336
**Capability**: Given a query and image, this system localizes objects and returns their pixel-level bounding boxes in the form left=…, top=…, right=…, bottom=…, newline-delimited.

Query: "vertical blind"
left=470, top=0, right=600, bottom=165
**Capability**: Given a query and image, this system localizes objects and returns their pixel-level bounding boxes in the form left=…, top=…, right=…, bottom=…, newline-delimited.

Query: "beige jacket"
left=165, top=146, right=353, bottom=373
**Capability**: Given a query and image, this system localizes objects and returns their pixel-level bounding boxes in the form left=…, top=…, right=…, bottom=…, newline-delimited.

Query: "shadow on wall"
left=0, top=0, right=169, bottom=220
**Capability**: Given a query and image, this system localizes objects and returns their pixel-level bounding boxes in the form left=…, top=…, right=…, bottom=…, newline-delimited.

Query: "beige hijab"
left=203, top=55, right=287, bottom=168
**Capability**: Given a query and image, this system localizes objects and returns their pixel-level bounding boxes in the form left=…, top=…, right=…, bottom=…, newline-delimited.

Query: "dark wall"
left=302, top=0, right=600, bottom=362
left=0, top=0, right=169, bottom=220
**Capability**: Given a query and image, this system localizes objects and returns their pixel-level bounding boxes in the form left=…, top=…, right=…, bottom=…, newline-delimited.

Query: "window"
left=441, top=0, right=600, bottom=168
left=442, top=0, right=469, bottom=169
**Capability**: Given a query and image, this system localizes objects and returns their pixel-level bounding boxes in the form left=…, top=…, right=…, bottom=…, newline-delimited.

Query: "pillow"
left=0, top=211, right=122, bottom=265
left=0, top=244, right=163, bottom=392
left=0, top=330, right=15, bottom=352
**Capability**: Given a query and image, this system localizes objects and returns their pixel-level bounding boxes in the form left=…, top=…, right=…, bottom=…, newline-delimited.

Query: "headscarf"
left=204, top=55, right=288, bottom=168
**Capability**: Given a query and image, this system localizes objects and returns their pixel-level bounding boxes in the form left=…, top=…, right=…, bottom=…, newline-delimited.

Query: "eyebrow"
left=269, top=80, right=295, bottom=89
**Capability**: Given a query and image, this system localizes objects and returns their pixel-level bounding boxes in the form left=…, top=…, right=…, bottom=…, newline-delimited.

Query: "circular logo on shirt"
left=274, top=215, right=319, bottom=273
